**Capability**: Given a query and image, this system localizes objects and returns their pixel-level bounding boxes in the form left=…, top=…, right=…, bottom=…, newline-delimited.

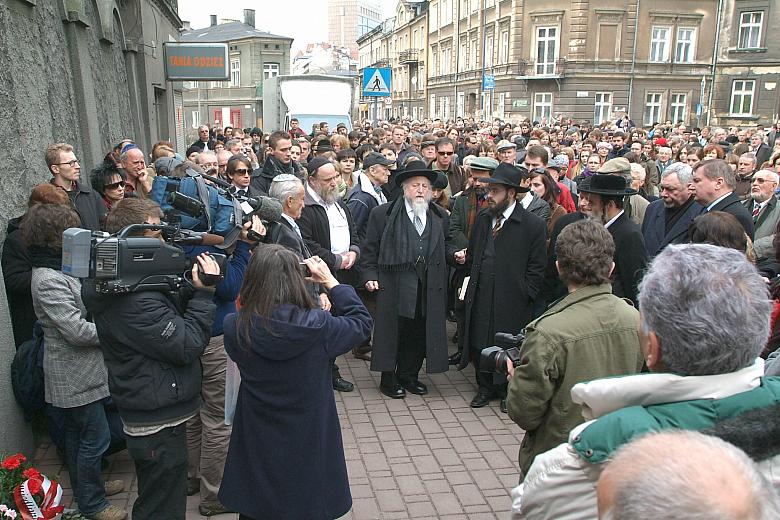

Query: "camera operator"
left=182, top=194, right=265, bottom=516
left=505, top=219, right=643, bottom=478
left=82, top=198, right=219, bottom=520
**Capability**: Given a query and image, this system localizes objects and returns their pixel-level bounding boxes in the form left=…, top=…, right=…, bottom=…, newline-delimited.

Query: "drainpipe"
left=707, top=0, right=724, bottom=126
left=454, top=0, right=460, bottom=117
left=627, top=0, right=640, bottom=120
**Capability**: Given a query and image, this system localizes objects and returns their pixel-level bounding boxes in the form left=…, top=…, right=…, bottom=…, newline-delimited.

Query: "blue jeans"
left=60, top=399, right=111, bottom=516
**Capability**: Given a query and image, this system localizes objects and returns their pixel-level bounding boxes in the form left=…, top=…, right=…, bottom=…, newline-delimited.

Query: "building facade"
left=180, top=11, right=292, bottom=138
left=389, top=2, right=429, bottom=121
left=329, top=0, right=383, bottom=60
left=292, top=43, right=357, bottom=76
left=357, top=17, right=396, bottom=121
left=710, top=1, right=780, bottom=126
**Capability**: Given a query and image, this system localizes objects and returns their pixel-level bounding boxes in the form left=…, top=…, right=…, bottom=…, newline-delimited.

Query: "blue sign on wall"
left=482, top=74, right=495, bottom=91
left=362, top=67, right=392, bottom=97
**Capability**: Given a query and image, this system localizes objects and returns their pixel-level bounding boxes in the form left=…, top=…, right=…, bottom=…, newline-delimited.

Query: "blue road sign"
left=482, top=74, right=495, bottom=91
left=362, top=67, right=392, bottom=97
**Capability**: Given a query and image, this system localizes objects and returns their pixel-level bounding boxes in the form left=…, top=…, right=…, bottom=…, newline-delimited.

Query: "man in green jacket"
left=506, top=219, right=644, bottom=476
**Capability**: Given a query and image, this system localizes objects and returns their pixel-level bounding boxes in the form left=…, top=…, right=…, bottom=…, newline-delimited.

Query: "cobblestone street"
left=33, top=326, right=524, bottom=520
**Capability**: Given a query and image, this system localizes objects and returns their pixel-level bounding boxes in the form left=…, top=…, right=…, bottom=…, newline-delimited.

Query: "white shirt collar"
left=706, top=191, right=733, bottom=211
left=604, top=209, right=624, bottom=229
left=518, top=192, right=533, bottom=209
left=493, top=201, right=517, bottom=227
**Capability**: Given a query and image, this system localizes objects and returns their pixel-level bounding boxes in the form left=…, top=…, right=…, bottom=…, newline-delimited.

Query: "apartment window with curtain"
left=738, top=11, right=763, bottom=49
left=650, top=26, right=670, bottom=62
left=730, top=80, right=755, bottom=116
left=675, top=27, right=695, bottom=63
left=536, top=27, right=557, bottom=75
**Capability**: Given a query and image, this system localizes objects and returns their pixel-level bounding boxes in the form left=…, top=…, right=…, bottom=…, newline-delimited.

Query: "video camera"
left=62, top=224, right=227, bottom=294
left=479, top=332, right=525, bottom=384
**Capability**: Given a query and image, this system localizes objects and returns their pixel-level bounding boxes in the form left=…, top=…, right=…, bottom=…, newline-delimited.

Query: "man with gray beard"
left=361, top=160, right=456, bottom=399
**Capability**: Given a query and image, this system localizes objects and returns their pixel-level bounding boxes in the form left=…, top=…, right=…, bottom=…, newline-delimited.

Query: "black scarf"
left=29, top=245, right=63, bottom=270
left=378, top=198, right=428, bottom=272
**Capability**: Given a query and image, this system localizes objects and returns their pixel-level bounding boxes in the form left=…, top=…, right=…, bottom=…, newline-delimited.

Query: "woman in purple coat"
left=219, top=245, right=373, bottom=519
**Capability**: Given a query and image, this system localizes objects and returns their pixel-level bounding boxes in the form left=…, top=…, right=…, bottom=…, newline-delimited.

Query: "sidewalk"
left=34, top=338, right=524, bottom=519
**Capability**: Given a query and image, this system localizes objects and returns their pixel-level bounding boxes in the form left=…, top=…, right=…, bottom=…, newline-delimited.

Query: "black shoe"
left=379, top=384, right=406, bottom=399
left=352, top=345, right=372, bottom=361
left=401, top=379, right=428, bottom=395
left=448, top=351, right=462, bottom=365
left=186, top=477, right=200, bottom=496
left=500, top=398, right=508, bottom=414
left=199, top=502, right=233, bottom=516
left=470, top=391, right=491, bottom=408
left=333, top=377, right=354, bottom=392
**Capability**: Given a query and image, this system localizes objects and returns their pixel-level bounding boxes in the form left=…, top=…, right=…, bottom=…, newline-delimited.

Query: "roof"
left=180, top=21, right=293, bottom=43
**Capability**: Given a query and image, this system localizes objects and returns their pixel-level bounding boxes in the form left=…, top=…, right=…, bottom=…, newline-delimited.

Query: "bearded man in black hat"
left=454, top=163, right=547, bottom=412
left=361, top=160, right=457, bottom=399
left=578, top=174, right=649, bottom=305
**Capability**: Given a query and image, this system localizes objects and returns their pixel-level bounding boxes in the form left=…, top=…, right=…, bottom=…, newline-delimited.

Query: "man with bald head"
left=746, top=169, right=780, bottom=262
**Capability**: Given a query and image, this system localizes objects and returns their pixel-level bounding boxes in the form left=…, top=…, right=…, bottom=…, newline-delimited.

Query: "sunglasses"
left=105, top=180, right=126, bottom=190
left=437, top=151, right=454, bottom=156
left=231, top=168, right=251, bottom=175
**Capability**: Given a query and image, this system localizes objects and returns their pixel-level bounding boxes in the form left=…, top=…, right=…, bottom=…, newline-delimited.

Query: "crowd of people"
left=5, top=112, right=780, bottom=519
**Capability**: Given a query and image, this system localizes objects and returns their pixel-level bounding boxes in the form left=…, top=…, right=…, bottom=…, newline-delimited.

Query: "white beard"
left=406, top=195, right=430, bottom=220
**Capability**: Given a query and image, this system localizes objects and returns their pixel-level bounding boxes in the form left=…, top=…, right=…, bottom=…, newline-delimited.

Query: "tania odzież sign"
left=163, top=43, right=229, bottom=81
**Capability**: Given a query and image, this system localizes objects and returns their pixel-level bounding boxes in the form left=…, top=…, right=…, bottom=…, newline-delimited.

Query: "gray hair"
left=197, top=151, right=217, bottom=163
left=694, top=159, right=736, bottom=190
left=601, top=430, right=780, bottom=520
left=225, top=138, right=242, bottom=150
left=638, top=243, right=771, bottom=375
left=742, top=152, right=758, bottom=165
left=756, top=169, right=780, bottom=184
left=661, top=162, right=693, bottom=184
left=629, top=163, right=646, bottom=181
left=269, top=174, right=303, bottom=204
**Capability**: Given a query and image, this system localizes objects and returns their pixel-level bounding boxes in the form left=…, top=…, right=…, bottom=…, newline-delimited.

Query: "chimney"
left=243, top=9, right=255, bottom=28
left=181, top=20, right=191, bottom=31
left=210, top=15, right=217, bottom=27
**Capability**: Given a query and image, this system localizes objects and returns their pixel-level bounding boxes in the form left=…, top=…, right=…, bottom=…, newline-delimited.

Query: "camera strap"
left=187, top=171, right=213, bottom=231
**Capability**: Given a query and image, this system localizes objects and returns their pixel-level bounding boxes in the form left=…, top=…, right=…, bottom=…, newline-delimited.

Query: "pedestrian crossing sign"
left=362, top=67, right=392, bottom=97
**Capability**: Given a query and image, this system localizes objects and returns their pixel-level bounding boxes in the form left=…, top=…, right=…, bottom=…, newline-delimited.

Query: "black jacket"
left=709, top=191, right=755, bottom=239
left=60, top=180, right=106, bottom=231
left=250, top=156, right=302, bottom=196
left=189, top=139, right=215, bottom=152
left=2, top=217, right=35, bottom=347
left=608, top=212, right=649, bottom=305
left=641, top=197, right=704, bottom=258
left=82, top=283, right=215, bottom=426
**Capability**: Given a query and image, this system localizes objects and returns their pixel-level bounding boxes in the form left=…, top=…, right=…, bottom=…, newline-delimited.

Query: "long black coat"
left=608, top=212, right=649, bottom=305
left=459, top=206, right=547, bottom=366
left=2, top=217, right=35, bottom=347
left=360, top=200, right=456, bottom=373
left=709, top=191, right=755, bottom=239
left=641, top=197, right=704, bottom=258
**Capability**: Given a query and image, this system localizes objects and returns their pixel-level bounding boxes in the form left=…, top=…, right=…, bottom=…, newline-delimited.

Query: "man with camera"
left=454, top=163, right=547, bottom=413
left=505, top=219, right=643, bottom=478
left=82, top=198, right=220, bottom=520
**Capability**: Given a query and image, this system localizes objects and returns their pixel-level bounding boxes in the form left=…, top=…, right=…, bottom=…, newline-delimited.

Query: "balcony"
left=399, top=49, right=419, bottom=64
left=370, top=59, right=390, bottom=68
left=517, top=58, right=566, bottom=79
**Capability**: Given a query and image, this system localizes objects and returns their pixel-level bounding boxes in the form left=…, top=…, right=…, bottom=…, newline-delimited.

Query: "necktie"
left=237, top=189, right=246, bottom=197
left=492, top=215, right=504, bottom=238
left=414, top=214, right=424, bottom=235
left=753, top=203, right=761, bottom=219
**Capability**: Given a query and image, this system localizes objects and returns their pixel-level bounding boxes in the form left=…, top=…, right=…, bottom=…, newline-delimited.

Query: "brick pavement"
left=33, top=328, right=524, bottom=520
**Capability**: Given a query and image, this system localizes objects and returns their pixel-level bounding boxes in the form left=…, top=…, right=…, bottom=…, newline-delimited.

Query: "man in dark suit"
left=692, top=159, right=755, bottom=239
left=453, top=163, right=547, bottom=412
left=642, top=162, right=704, bottom=258
left=751, top=131, right=772, bottom=168
left=578, top=175, right=648, bottom=305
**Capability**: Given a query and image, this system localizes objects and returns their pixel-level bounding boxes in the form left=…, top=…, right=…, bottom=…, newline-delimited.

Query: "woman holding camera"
left=219, top=246, right=372, bottom=520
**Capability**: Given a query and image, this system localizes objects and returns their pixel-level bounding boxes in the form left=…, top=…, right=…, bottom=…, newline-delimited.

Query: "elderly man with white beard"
left=360, top=160, right=458, bottom=399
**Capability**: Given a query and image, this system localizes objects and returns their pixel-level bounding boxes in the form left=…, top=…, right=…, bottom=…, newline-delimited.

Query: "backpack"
left=11, top=321, right=45, bottom=420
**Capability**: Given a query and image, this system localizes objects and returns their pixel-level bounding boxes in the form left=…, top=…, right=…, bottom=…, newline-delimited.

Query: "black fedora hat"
left=394, top=160, right=438, bottom=186
left=479, top=163, right=530, bottom=192
left=578, top=174, right=637, bottom=196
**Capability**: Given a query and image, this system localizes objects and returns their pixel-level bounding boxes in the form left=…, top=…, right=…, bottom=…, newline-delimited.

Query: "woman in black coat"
left=219, top=246, right=372, bottom=520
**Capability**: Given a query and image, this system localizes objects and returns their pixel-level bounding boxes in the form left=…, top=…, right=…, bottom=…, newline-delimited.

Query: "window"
left=730, top=80, right=755, bottom=116
left=533, top=93, right=553, bottom=121
left=470, top=36, right=478, bottom=69
left=594, top=92, right=612, bottom=125
left=191, top=110, right=200, bottom=129
left=441, top=47, right=451, bottom=74
left=536, top=27, right=557, bottom=75
left=670, top=93, right=687, bottom=123
left=644, top=92, right=663, bottom=126
left=441, top=0, right=452, bottom=26
left=430, top=94, right=436, bottom=118
left=597, top=25, right=619, bottom=60
left=458, top=39, right=467, bottom=71
left=230, top=59, right=240, bottom=87
left=457, top=92, right=465, bottom=117
left=738, top=11, right=763, bottom=49
left=675, top=27, right=695, bottom=63
left=650, top=26, right=670, bottom=62
left=499, top=29, right=509, bottom=64
left=430, top=2, right=439, bottom=32
left=485, top=34, right=494, bottom=68
left=498, top=92, right=506, bottom=120
left=263, top=63, right=279, bottom=79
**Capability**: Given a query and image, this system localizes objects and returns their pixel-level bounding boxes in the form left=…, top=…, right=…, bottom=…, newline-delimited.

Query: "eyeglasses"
left=56, top=159, right=79, bottom=167
left=105, top=180, right=126, bottom=190
left=437, top=151, right=454, bottom=156
left=232, top=169, right=251, bottom=175
left=753, top=177, right=775, bottom=184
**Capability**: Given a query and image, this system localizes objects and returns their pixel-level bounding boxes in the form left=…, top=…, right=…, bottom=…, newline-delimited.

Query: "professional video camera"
left=479, top=332, right=525, bottom=383
left=62, top=223, right=226, bottom=294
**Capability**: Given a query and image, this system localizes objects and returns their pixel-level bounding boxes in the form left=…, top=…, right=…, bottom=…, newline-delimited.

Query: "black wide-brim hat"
left=394, top=160, right=438, bottom=186
left=578, top=174, right=638, bottom=196
left=479, top=162, right=530, bottom=192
